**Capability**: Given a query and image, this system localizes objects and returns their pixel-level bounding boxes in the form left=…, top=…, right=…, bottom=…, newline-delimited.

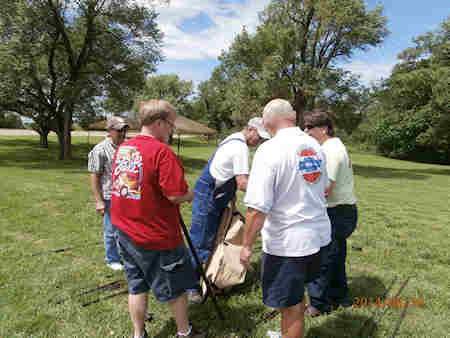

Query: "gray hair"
left=262, top=99, right=296, bottom=122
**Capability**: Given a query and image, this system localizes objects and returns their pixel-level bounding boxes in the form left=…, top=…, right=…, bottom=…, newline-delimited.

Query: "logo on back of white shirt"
left=298, top=147, right=322, bottom=183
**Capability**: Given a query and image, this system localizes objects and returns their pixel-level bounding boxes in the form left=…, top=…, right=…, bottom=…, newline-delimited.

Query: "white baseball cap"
left=248, top=117, right=271, bottom=139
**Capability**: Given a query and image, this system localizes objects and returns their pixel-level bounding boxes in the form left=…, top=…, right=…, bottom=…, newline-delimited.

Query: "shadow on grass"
left=305, top=275, right=387, bottom=337
left=179, top=155, right=208, bottom=173
left=352, top=164, right=448, bottom=180
left=0, top=137, right=210, bottom=173
left=175, top=137, right=217, bottom=149
left=348, top=275, right=388, bottom=300
left=0, top=138, right=91, bottom=170
left=305, top=312, right=376, bottom=338
left=152, top=303, right=267, bottom=338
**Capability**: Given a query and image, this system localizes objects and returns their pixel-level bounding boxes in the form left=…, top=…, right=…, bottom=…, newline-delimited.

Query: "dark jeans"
left=307, top=204, right=358, bottom=312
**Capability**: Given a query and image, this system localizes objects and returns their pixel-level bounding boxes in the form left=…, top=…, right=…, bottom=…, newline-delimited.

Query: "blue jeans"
left=103, top=200, right=121, bottom=264
left=307, top=204, right=358, bottom=311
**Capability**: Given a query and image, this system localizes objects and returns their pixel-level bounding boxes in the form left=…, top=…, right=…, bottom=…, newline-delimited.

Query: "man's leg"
left=168, top=292, right=190, bottom=334
left=129, top=293, right=148, bottom=338
left=280, top=298, right=306, bottom=338
left=103, top=200, right=121, bottom=265
left=306, top=244, right=332, bottom=313
left=329, top=238, right=350, bottom=304
left=328, top=205, right=357, bottom=305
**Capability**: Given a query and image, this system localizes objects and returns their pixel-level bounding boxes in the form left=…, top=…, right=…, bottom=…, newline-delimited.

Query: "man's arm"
left=90, top=173, right=105, bottom=215
left=325, top=180, right=336, bottom=198
left=166, top=191, right=195, bottom=204
left=235, top=174, right=249, bottom=192
left=240, top=207, right=266, bottom=269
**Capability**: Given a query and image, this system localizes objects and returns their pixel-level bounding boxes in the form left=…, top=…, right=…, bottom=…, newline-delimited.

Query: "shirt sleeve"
left=232, top=143, right=250, bottom=176
left=158, top=147, right=188, bottom=197
left=88, top=147, right=104, bottom=173
left=243, top=146, right=275, bottom=214
left=323, top=146, right=342, bottom=182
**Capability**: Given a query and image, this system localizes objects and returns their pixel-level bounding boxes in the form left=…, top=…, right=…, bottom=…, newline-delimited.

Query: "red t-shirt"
left=111, top=135, right=188, bottom=250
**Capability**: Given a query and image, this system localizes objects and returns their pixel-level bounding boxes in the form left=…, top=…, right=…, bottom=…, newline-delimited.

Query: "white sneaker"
left=267, top=331, right=282, bottom=338
left=188, top=290, right=203, bottom=304
left=107, top=262, right=124, bottom=271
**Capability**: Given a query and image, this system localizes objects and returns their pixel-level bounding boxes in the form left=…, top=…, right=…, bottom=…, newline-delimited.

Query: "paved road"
left=0, top=129, right=111, bottom=137
left=0, top=129, right=195, bottom=138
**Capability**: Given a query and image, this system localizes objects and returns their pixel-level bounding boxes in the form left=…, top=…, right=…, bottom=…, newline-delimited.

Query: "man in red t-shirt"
left=111, top=100, right=204, bottom=338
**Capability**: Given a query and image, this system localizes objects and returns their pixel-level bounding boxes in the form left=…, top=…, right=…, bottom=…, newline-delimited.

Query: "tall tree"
left=193, top=68, right=234, bottom=133
left=135, top=74, right=193, bottom=117
left=375, top=17, right=450, bottom=163
left=218, top=0, right=389, bottom=126
left=0, top=0, right=163, bottom=159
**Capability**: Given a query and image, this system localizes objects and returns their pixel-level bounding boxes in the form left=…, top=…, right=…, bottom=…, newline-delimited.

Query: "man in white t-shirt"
left=240, top=99, right=331, bottom=338
left=188, top=117, right=270, bottom=302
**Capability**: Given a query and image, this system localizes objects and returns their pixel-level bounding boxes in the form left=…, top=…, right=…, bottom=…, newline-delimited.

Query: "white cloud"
left=342, top=60, right=395, bottom=85
left=149, top=0, right=271, bottom=60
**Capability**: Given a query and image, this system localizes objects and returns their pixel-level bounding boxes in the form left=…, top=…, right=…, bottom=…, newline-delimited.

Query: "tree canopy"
left=375, top=17, right=449, bottom=163
left=133, top=74, right=193, bottom=118
left=0, top=0, right=163, bottom=158
left=207, top=0, right=389, bottom=128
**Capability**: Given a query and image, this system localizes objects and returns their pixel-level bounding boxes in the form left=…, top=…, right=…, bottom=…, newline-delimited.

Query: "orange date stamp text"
left=353, top=296, right=424, bottom=309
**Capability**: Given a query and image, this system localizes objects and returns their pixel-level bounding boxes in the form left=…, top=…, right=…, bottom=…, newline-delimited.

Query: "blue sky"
left=150, top=0, right=449, bottom=87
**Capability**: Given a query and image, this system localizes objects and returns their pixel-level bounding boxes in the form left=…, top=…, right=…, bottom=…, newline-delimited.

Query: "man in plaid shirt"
left=88, top=116, right=129, bottom=270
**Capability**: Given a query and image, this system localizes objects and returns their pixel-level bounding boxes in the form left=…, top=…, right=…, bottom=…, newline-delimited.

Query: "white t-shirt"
left=210, top=132, right=250, bottom=187
left=244, top=127, right=331, bottom=257
left=322, top=138, right=357, bottom=207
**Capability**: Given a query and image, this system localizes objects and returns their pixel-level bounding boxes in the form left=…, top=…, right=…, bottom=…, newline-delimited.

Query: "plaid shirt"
left=88, top=137, right=117, bottom=200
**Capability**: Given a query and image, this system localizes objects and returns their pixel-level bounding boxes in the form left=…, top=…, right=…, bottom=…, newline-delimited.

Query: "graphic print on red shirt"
left=111, top=135, right=188, bottom=250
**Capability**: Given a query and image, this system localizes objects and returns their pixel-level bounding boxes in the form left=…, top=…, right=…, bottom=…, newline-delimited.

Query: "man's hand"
left=240, top=246, right=253, bottom=271
left=166, top=191, right=195, bottom=204
left=95, top=200, right=106, bottom=216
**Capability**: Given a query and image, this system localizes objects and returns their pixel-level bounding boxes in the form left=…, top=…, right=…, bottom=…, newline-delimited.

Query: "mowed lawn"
left=0, top=135, right=449, bottom=338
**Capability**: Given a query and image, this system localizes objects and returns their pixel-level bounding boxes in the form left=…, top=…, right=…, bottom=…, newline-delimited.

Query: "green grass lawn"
left=0, top=135, right=449, bottom=338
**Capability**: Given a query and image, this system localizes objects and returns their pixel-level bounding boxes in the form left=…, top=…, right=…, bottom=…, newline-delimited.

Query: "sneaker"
left=267, top=331, right=282, bottom=338
left=107, top=262, right=124, bottom=271
left=144, top=311, right=154, bottom=322
left=177, top=326, right=205, bottom=338
left=187, top=290, right=203, bottom=304
left=131, top=329, right=148, bottom=338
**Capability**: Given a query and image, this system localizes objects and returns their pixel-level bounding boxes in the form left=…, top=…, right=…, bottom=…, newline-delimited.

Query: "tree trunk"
left=39, top=131, right=49, bottom=148
left=62, top=108, right=73, bottom=160
left=293, top=88, right=307, bottom=129
left=53, top=111, right=66, bottom=160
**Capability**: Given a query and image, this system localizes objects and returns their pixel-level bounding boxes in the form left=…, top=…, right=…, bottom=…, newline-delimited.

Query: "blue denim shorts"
left=117, top=228, right=198, bottom=302
left=261, top=250, right=321, bottom=309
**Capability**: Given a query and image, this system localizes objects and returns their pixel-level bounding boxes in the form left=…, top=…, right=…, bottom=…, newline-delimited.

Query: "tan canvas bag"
left=201, top=201, right=247, bottom=294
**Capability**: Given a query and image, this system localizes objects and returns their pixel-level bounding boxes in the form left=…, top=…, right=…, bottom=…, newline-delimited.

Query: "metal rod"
left=179, top=216, right=225, bottom=320
left=366, top=277, right=411, bottom=338
left=81, top=289, right=128, bottom=307
left=30, top=241, right=103, bottom=257
left=390, top=298, right=409, bottom=338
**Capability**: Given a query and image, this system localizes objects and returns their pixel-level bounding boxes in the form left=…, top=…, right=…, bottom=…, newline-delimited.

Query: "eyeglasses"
left=116, top=126, right=128, bottom=133
left=162, top=118, right=176, bottom=130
